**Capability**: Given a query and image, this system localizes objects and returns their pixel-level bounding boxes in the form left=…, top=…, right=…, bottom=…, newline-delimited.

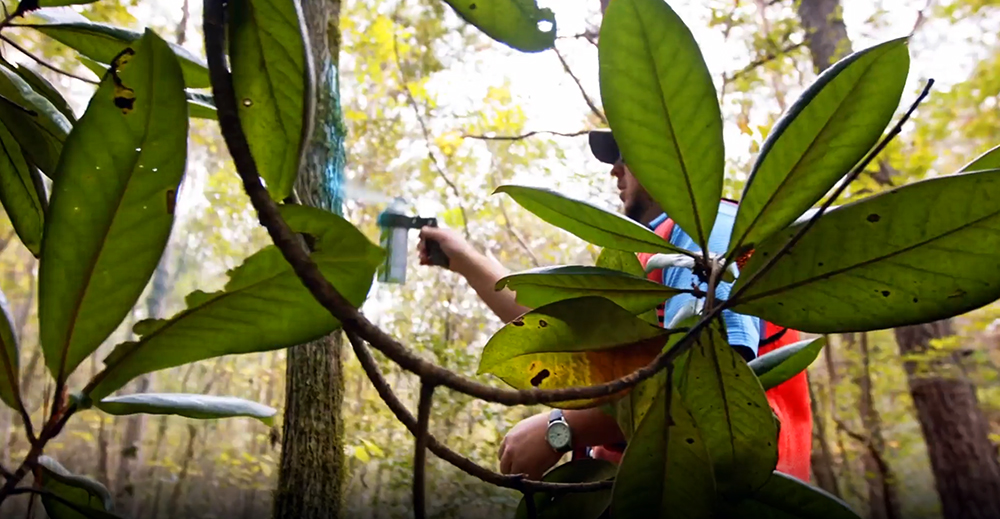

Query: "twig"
left=201, top=0, right=724, bottom=406
left=727, top=42, right=805, bottom=84
left=725, top=79, right=934, bottom=301
left=390, top=29, right=470, bottom=239
left=413, top=383, right=435, bottom=519
left=556, top=30, right=599, bottom=48
left=347, top=331, right=612, bottom=493
left=490, top=161, right=540, bottom=268
left=553, top=47, right=606, bottom=125
left=1, top=465, right=12, bottom=479
left=0, top=35, right=98, bottom=85
left=463, top=129, right=590, bottom=141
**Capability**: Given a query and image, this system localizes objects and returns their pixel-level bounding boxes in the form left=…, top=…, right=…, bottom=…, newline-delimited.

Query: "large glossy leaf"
left=229, top=0, right=312, bottom=200
left=10, top=62, right=76, bottom=123
left=596, top=248, right=659, bottom=324
left=719, top=471, right=862, bottom=519
left=39, top=30, right=188, bottom=382
left=0, top=123, right=44, bottom=256
left=442, top=0, right=556, bottom=52
left=29, top=11, right=210, bottom=88
left=962, top=144, right=1000, bottom=172
left=88, top=205, right=383, bottom=400
left=39, top=0, right=101, bottom=7
left=495, top=185, right=685, bottom=254
left=750, top=337, right=824, bottom=391
left=599, top=0, right=722, bottom=250
left=478, top=296, right=673, bottom=409
left=0, top=63, right=72, bottom=177
left=610, top=384, right=714, bottom=519
left=37, top=456, right=121, bottom=519
left=97, top=393, right=276, bottom=425
left=729, top=39, right=909, bottom=254
left=497, top=265, right=682, bottom=314
left=678, top=321, right=777, bottom=498
left=514, top=459, right=616, bottom=519
left=0, top=289, right=19, bottom=410
left=732, top=167, right=1000, bottom=333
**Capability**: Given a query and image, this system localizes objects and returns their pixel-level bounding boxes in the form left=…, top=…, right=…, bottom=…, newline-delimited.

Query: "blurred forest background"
left=0, top=0, right=999, bottom=517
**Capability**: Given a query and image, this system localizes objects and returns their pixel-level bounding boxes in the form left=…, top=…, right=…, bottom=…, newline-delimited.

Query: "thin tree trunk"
left=91, top=355, right=111, bottom=486
left=796, top=0, right=852, bottom=71
left=272, top=0, right=347, bottom=517
left=895, top=321, right=1000, bottom=519
left=855, top=333, right=901, bottom=519
left=808, top=377, right=840, bottom=497
left=167, top=425, right=199, bottom=519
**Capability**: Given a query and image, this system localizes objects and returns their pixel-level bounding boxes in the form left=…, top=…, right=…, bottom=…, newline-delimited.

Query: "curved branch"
left=463, top=129, right=590, bottom=141
left=553, top=47, right=606, bottom=125
left=0, top=35, right=99, bottom=85
left=347, top=331, right=613, bottom=494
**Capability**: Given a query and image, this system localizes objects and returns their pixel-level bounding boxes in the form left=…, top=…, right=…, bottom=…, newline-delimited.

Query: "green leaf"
left=29, top=11, right=210, bottom=88
left=229, top=0, right=313, bottom=200
left=38, top=0, right=101, bottom=7
left=720, top=471, right=862, bottom=519
left=10, top=62, right=76, bottom=123
left=97, top=393, right=277, bottom=425
left=0, top=123, right=44, bottom=256
left=596, top=248, right=659, bottom=325
left=514, top=459, right=616, bottom=519
left=610, top=384, right=714, bottom=519
left=89, top=205, right=383, bottom=400
left=678, top=321, right=777, bottom=498
left=39, top=30, right=188, bottom=383
left=749, top=337, right=825, bottom=391
left=78, top=56, right=107, bottom=78
left=187, top=90, right=216, bottom=119
left=496, top=185, right=685, bottom=254
left=732, top=167, right=1000, bottom=333
left=0, top=63, right=72, bottom=177
left=441, top=0, right=556, bottom=52
left=0, top=289, right=20, bottom=410
left=599, top=0, right=723, bottom=250
left=497, top=265, right=682, bottom=315
left=730, top=39, right=909, bottom=254
left=37, top=456, right=121, bottom=519
left=478, top=296, right=673, bottom=409
left=962, top=144, right=1000, bottom=172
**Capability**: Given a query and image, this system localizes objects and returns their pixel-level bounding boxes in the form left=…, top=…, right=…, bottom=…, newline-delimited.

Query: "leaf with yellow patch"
left=478, top=297, right=675, bottom=408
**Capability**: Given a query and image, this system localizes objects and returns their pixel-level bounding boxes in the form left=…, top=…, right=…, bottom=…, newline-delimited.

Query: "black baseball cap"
left=589, top=130, right=621, bottom=165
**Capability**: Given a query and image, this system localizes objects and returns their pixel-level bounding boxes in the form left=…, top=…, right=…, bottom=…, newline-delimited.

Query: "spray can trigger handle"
left=422, top=219, right=450, bottom=269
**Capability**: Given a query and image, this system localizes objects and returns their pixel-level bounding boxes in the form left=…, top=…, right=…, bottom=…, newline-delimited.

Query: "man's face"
left=611, top=159, right=657, bottom=223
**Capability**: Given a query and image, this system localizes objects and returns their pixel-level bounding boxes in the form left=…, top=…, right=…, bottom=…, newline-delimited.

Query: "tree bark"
left=272, top=0, right=347, bottom=517
left=895, top=321, right=1000, bottom=519
left=855, top=333, right=901, bottom=519
left=808, top=378, right=840, bottom=497
left=796, top=0, right=852, bottom=71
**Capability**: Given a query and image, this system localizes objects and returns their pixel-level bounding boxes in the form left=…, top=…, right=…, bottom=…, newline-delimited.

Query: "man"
left=417, top=130, right=808, bottom=481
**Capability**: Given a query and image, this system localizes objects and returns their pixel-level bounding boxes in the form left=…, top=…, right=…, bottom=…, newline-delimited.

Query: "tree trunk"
left=808, top=378, right=840, bottom=497
left=796, top=0, right=852, bottom=71
left=167, top=424, right=199, bottom=519
left=855, top=333, right=901, bottom=519
left=272, top=0, right=347, bottom=517
left=895, top=321, right=1000, bottom=519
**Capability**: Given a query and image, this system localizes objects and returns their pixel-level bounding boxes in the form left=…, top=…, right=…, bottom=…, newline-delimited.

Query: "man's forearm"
left=564, top=407, right=625, bottom=449
left=452, top=249, right=529, bottom=323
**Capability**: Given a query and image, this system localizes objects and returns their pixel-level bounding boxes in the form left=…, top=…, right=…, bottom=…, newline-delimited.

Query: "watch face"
left=547, top=422, right=571, bottom=450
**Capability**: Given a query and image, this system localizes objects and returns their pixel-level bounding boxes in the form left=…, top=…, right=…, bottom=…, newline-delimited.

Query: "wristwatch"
left=546, top=409, right=573, bottom=453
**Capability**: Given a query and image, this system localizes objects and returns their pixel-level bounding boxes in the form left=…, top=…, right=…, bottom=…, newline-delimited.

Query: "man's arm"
left=498, top=407, right=624, bottom=480
left=418, top=226, right=529, bottom=323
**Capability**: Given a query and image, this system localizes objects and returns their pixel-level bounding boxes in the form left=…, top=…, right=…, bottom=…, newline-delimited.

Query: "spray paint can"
left=376, top=198, right=448, bottom=284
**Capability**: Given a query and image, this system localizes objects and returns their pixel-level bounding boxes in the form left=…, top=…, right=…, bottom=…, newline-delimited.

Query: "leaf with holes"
left=729, top=39, right=909, bottom=255
left=38, top=30, right=188, bottom=383
left=495, top=185, right=686, bottom=254
left=514, top=459, right=616, bottom=519
left=28, top=10, right=210, bottom=88
left=442, top=0, right=556, bottom=52
left=9, top=62, right=76, bottom=123
left=38, top=456, right=121, bottom=519
left=599, top=0, right=723, bottom=251
left=719, top=471, right=862, bottom=519
left=0, top=63, right=72, bottom=177
left=749, top=337, right=824, bottom=391
left=732, top=164, right=1000, bottom=333
left=478, top=297, right=674, bottom=409
left=97, top=393, right=277, bottom=425
left=0, top=123, right=44, bottom=256
left=497, top=265, right=682, bottom=315
left=677, top=321, right=777, bottom=498
left=610, top=383, right=714, bottom=519
left=229, top=0, right=313, bottom=200
left=89, top=205, right=383, bottom=400
left=0, top=289, right=19, bottom=410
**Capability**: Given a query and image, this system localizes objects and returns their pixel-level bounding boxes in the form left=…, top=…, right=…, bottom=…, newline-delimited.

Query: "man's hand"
left=418, top=226, right=473, bottom=273
left=498, top=412, right=563, bottom=480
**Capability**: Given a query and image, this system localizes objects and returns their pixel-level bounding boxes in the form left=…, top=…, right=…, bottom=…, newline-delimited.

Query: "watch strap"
left=548, top=408, right=563, bottom=424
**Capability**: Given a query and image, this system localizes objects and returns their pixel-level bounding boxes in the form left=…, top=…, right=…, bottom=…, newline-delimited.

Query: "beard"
left=624, top=198, right=648, bottom=223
